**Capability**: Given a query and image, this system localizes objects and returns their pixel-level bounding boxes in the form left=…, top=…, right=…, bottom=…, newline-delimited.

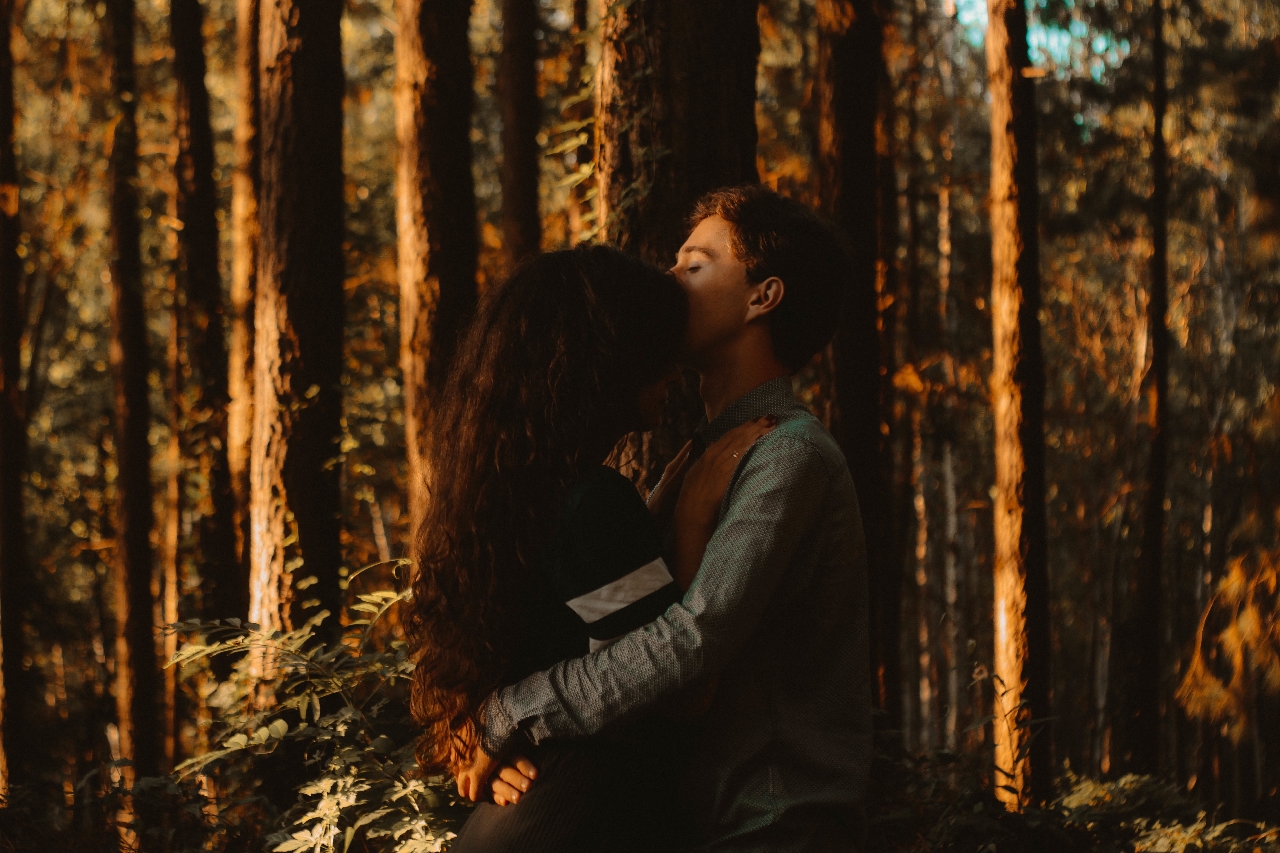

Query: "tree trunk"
left=595, top=0, right=760, bottom=487
left=911, top=406, right=934, bottom=752
left=226, top=0, right=258, bottom=594
left=816, top=0, right=902, bottom=734
left=565, top=0, right=594, bottom=244
left=987, top=0, right=1051, bottom=808
left=1123, top=0, right=1168, bottom=776
left=251, top=0, right=346, bottom=639
left=499, top=0, right=541, bottom=269
left=173, top=0, right=240, bottom=627
left=0, top=0, right=36, bottom=796
left=161, top=263, right=181, bottom=773
left=595, top=0, right=759, bottom=265
left=396, top=0, right=479, bottom=541
left=105, top=0, right=162, bottom=795
left=935, top=0, right=961, bottom=755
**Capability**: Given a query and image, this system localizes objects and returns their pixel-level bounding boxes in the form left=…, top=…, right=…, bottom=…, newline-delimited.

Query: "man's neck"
left=696, top=338, right=790, bottom=423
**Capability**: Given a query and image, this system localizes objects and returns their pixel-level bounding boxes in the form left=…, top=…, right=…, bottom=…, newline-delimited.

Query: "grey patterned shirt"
left=484, top=376, right=872, bottom=851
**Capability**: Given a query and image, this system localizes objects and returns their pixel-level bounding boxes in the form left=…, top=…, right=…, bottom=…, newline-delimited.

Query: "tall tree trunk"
left=595, top=0, right=760, bottom=487
left=105, top=0, right=162, bottom=803
left=226, top=0, right=258, bottom=594
left=161, top=263, right=181, bottom=773
left=816, top=0, right=902, bottom=735
left=396, top=0, right=479, bottom=541
left=1123, top=0, right=1168, bottom=776
left=565, top=0, right=594, bottom=244
left=173, top=0, right=240, bottom=626
left=499, top=0, right=541, bottom=268
left=911, top=405, right=934, bottom=751
left=595, top=0, right=759, bottom=265
left=251, top=0, right=346, bottom=639
left=936, top=0, right=961, bottom=755
left=987, top=0, right=1051, bottom=808
left=0, top=0, right=35, bottom=796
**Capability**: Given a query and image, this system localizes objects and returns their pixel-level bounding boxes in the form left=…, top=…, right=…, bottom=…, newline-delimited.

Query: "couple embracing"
left=407, top=186, right=872, bottom=852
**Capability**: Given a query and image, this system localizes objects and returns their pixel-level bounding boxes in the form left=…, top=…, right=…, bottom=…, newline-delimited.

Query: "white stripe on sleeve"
left=563, top=557, right=674, bottom=624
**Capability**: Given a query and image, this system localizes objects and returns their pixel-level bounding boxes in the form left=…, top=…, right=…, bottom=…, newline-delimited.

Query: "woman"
left=407, top=245, right=771, bottom=851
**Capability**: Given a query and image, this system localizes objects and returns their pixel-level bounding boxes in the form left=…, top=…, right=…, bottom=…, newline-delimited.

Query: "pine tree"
left=250, top=0, right=346, bottom=638
left=987, top=0, right=1051, bottom=808
left=395, top=0, right=479, bottom=539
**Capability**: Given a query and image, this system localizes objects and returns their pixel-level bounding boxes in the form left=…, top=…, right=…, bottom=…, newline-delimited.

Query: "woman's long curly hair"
left=407, top=245, right=687, bottom=773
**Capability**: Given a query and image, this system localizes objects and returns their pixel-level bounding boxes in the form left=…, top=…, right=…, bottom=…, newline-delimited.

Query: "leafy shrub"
left=160, top=565, right=471, bottom=852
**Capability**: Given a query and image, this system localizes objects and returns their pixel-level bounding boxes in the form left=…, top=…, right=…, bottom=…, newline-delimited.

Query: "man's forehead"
left=680, top=216, right=732, bottom=256
left=679, top=243, right=716, bottom=258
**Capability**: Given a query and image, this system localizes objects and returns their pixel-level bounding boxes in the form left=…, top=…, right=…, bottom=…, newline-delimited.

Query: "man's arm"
left=483, top=432, right=832, bottom=756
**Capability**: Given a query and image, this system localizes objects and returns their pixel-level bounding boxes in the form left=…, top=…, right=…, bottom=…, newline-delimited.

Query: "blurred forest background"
left=0, top=0, right=1278, bottom=849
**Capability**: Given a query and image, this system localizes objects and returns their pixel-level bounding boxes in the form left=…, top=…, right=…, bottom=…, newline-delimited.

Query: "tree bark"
left=936, top=0, right=961, bottom=755
left=565, top=0, right=594, bottom=244
left=499, top=0, right=541, bottom=269
left=173, top=0, right=241, bottom=626
left=911, top=405, right=934, bottom=751
left=251, top=0, right=346, bottom=639
left=396, top=0, right=479, bottom=541
left=161, top=260, right=181, bottom=773
left=105, top=0, right=161, bottom=791
left=0, top=0, right=36, bottom=796
left=595, top=0, right=759, bottom=264
left=816, top=0, right=902, bottom=735
left=595, top=0, right=760, bottom=487
left=1123, top=0, right=1168, bottom=776
left=987, top=0, right=1051, bottom=808
left=226, top=0, right=258, bottom=593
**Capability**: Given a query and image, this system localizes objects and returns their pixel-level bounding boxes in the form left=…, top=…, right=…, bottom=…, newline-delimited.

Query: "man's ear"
left=745, top=276, right=785, bottom=323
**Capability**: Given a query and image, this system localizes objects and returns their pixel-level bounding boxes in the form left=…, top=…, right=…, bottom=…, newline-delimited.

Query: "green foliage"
left=154, top=568, right=470, bottom=852
left=865, top=752, right=1280, bottom=852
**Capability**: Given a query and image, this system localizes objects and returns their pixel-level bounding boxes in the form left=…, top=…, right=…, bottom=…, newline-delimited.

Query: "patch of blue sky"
left=955, top=0, right=1129, bottom=82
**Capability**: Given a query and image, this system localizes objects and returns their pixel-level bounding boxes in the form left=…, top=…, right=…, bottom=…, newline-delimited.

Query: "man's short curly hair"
left=688, top=185, right=850, bottom=371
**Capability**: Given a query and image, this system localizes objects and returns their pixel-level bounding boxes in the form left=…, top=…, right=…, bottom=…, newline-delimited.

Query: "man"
left=457, top=185, right=872, bottom=851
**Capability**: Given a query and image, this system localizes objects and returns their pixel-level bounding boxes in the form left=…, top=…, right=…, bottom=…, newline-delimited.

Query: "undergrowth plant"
left=158, top=561, right=470, bottom=853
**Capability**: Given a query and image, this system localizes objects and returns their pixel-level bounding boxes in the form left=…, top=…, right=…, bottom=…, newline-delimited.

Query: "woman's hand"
left=646, top=440, right=694, bottom=523
left=451, top=742, right=498, bottom=802
left=672, top=416, right=776, bottom=589
left=489, top=755, right=539, bottom=806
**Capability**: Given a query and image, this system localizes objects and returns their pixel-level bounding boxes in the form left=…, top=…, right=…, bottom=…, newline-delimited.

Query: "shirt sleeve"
left=551, top=469, right=682, bottom=651
left=482, top=433, right=833, bottom=755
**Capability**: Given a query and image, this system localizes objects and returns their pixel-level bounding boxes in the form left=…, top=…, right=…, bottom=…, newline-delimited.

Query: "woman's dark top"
left=505, top=464, right=684, bottom=685
left=453, top=466, right=686, bottom=853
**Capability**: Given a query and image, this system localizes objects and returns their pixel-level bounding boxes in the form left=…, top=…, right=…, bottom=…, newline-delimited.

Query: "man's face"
left=670, top=215, right=752, bottom=365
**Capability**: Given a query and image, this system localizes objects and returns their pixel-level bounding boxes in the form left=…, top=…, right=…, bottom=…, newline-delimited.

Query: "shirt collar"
left=695, top=375, right=798, bottom=446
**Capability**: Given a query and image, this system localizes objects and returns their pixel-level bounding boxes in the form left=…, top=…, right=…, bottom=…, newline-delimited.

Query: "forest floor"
left=2, top=748, right=1279, bottom=851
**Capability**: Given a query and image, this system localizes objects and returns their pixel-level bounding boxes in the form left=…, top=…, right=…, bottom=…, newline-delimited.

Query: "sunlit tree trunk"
left=226, top=0, right=258, bottom=594
left=105, top=0, right=162, bottom=819
left=500, top=0, right=541, bottom=268
left=816, top=0, right=901, bottom=734
left=565, top=0, right=594, bottom=243
left=0, top=0, right=34, bottom=796
left=251, top=0, right=345, bottom=639
left=395, top=0, right=479, bottom=541
left=987, top=0, right=1051, bottom=808
left=161, top=259, right=181, bottom=773
left=1124, top=0, right=1168, bottom=775
left=911, top=406, right=934, bottom=751
left=595, top=0, right=759, bottom=486
left=173, top=0, right=239, bottom=629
